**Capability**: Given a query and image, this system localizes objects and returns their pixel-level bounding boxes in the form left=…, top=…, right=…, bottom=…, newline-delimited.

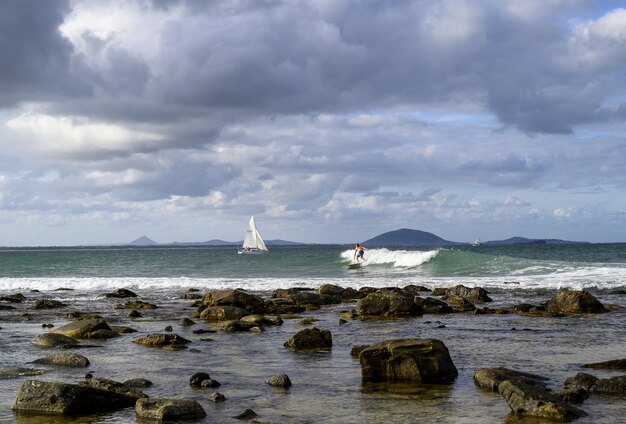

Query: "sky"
left=1, top=0, right=626, bottom=246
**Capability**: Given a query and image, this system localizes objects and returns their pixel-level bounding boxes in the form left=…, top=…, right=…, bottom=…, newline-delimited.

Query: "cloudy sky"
left=1, top=0, right=625, bottom=246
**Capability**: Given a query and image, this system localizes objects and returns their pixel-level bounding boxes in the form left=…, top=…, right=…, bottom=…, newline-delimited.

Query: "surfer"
left=354, top=244, right=368, bottom=262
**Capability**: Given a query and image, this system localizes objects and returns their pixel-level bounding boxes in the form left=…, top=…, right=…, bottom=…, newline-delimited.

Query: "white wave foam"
left=340, top=248, right=439, bottom=268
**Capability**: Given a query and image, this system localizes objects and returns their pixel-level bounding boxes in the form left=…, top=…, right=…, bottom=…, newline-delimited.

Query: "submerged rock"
left=32, top=333, right=80, bottom=348
left=565, top=372, right=626, bottom=394
left=266, top=374, right=292, bottom=388
left=51, top=318, right=114, bottom=340
left=473, top=367, right=549, bottom=392
left=104, top=288, right=138, bottom=298
left=135, top=398, right=206, bottom=421
left=581, top=359, right=626, bottom=370
left=360, top=338, right=457, bottom=384
left=133, top=333, right=191, bottom=347
left=32, top=299, right=66, bottom=309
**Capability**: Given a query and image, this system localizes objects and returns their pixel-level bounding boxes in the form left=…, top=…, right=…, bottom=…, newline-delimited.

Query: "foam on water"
left=340, top=248, right=439, bottom=267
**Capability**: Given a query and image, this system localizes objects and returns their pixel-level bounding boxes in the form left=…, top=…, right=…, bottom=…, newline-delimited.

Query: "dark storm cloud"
left=0, top=0, right=90, bottom=107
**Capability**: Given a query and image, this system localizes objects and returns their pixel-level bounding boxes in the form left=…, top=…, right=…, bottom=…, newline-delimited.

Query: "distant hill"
left=363, top=228, right=458, bottom=247
left=484, top=236, right=589, bottom=245
left=129, top=236, right=158, bottom=246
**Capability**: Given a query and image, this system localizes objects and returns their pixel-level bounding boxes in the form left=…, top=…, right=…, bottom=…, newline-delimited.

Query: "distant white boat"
left=238, top=216, right=268, bottom=254
left=472, top=239, right=482, bottom=246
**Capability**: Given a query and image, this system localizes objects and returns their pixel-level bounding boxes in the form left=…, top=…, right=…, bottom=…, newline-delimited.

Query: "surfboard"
left=347, top=262, right=362, bottom=269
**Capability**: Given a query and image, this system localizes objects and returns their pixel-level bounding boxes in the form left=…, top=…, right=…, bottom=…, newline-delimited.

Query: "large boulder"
left=32, top=353, right=90, bottom=368
left=437, top=284, right=492, bottom=303
left=202, top=289, right=265, bottom=313
left=284, top=328, right=332, bottom=350
left=360, top=338, right=457, bottom=383
left=498, top=378, right=586, bottom=422
left=545, top=290, right=607, bottom=314
left=51, top=319, right=114, bottom=340
left=357, top=292, right=423, bottom=318
left=264, top=298, right=305, bottom=314
left=135, top=398, right=206, bottom=421
left=12, top=379, right=145, bottom=415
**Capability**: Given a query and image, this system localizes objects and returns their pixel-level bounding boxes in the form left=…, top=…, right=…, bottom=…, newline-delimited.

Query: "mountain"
left=363, top=228, right=458, bottom=246
left=484, top=237, right=589, bottom=245
left=129, top=236, right=158, bottom=246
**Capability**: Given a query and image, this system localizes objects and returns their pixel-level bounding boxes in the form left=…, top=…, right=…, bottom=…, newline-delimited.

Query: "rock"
left=442, top=295, right=476, bottom=312
left=104, top=288, right=138, bottom=298
left=128, top=310, right=142, bottom=318
left=123, top=300, right=158, bottom=309
left=135, top=398, right=206, bottom=421
left=208, top=392, right=226, bottom=402
left=545, top=290, right=607, bottom=314
left=0, top=368, right=47, bottom=379
left=32, top=353, right=90, bottom=367
left=201, top=378, right=221, bottom=388
left=404, top=285, right=431, bottom=292
left=552, top=387, right=589, bottom=404
left=51, top=318, right=114, bottom=340
left=109, top=325, right=137, bottom=334
left=133, top=333, right=191, bottom=347
left=234, top=408, right=258, bottom=420
left=582, top=359, right=626, bottom=370
left=284, top=327, right=332, bottom=350
left=202, top=289, right=266, bottom=313
left=473, top=368, right=549, bottom=392
left=216, top=320, right=262, bottom=333
left=350, top=345, right=369, bottom=358
left=498, top=378, right=586, bottom=421
left=81, top=378, right=147, bottom=400
left=318, top=284, right=365, bottom=301
left=123, top=378, right=153, bottom=388
left=164, top=325, right=173, bottom=332
left=32, top=300, right=66, bottom=309
left=179, top=317, right=196, bottom=326
left=439, top=284, right=492, bottom=303
left=360, top=338, right=457, bottom=383
left=12, top=379, right=144, bottom=415
left=32, top=333, right=80, bottom=348
left=298, top=317, right=318, bottom=326
left=190, top=372, right=211, bottom=387
left=266, top=374, right=292, bottom=387
left=264, top=298, right=305, bottom=314
left=241, top=314, right=283, bottom=326
left=0, top=293, right=27, bottom=303
left=357, top=291, right=423, bottom=318
left=180, top=292, right=203, bottom=300
left=200, top=305, right=250, bottom=321
left=564, top=372, right=626, bottom=394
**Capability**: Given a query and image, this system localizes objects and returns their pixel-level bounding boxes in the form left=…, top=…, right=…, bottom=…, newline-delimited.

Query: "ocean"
left=1, top=244, right=625, bottom=423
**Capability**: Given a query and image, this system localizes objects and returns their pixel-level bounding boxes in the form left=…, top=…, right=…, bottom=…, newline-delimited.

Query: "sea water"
left=0, top=244, right=625, bottom=423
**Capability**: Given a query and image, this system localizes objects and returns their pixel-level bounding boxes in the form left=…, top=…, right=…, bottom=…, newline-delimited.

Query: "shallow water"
left=0, top=287, right=624, bottom=424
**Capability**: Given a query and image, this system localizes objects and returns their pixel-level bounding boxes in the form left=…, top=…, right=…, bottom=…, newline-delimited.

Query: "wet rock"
left=581, top=359, right=626, bottom=370
left=298, top=317, right=318, bottom=325
left=208, top=392, right=226, bottom=402
left=32, top=299, right=66, bottom=309
left=264, top=298, right=305, bottom=314
left=318, top=284, right=365, bottom=301
left=442, top=295, right=476, bottom=312
left=360, top=338, right=458, bottom=384
left=473, top=368, right=549, bottom=392
left=109, top=325, right=137, bottom=334
left=32, top=353, right=90, bottom=367
left=552, top=387, right=589, bottom=404
left=545, top=290, right=607, bottom=314
left=123, top=378, right=153, bottom=388
left=216, top=319, right=262, bottom=333
left=403, top=285, right=431, bottom=292
left=340, top=309, right=359, bottom=320
left=241, top=314, right=283, bottom=326
left=200, top=305, right=250, bottom=321
left=357, top=291, right=423, bottom=318
left=179, top=317, right=196, bottom=326
left=164, top=325, right=173, bottom=332
left=266, top=374, right=292, bottom=388
left=234, top=409, right=258, bottom=420
left=437, top=284, right=492, bottom=303
left=0, top=368, right=47, bottom=379
left=0, top=293, right=27, bottom=303
left=51, top=318, right=115, bottom=340
left=284, top=327, right=332, bottom=350
left=32, top=333, right=80, bottom=348
left=128, top=310, right=142, bottom=318
left=190, top=372, right=211, bottom=388
left=564, top=372, right=626, bottom=394
left=82, top=377, right=147, bottom=400
left=498, top=378, right=586, bottom=422
left=350, top=345, right=369, bottom=358
left=202, top=289, right=266, bottom=314
left=133, top=333, right=191, bottom=347
left=0, top=304, right=16, bottom=310
left=12, top=379, right=144, bottom=415
left=180, top=292, right=203, bottom=300
left=122, top=300, right=158, bottom=309
left=135, top=398, right=206, bottom=421
left=104, top=288, right=138, bottom=298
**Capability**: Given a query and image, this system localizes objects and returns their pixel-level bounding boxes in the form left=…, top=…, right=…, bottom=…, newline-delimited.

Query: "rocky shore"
left=1, top=284, right=624, bottom=422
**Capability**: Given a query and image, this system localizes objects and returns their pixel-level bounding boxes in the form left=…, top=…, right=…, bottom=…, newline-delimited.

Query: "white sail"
left=239, top=216, right=268, bottom=253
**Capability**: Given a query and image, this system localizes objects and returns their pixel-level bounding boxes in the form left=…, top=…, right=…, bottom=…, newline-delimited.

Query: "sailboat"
left=472, top=238, right=482, bottom=246
left=237, top=216, right=268, bottom=254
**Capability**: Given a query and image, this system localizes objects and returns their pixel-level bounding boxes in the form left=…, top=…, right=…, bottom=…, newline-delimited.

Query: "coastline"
left=1, top=283, right=624, bottom=423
